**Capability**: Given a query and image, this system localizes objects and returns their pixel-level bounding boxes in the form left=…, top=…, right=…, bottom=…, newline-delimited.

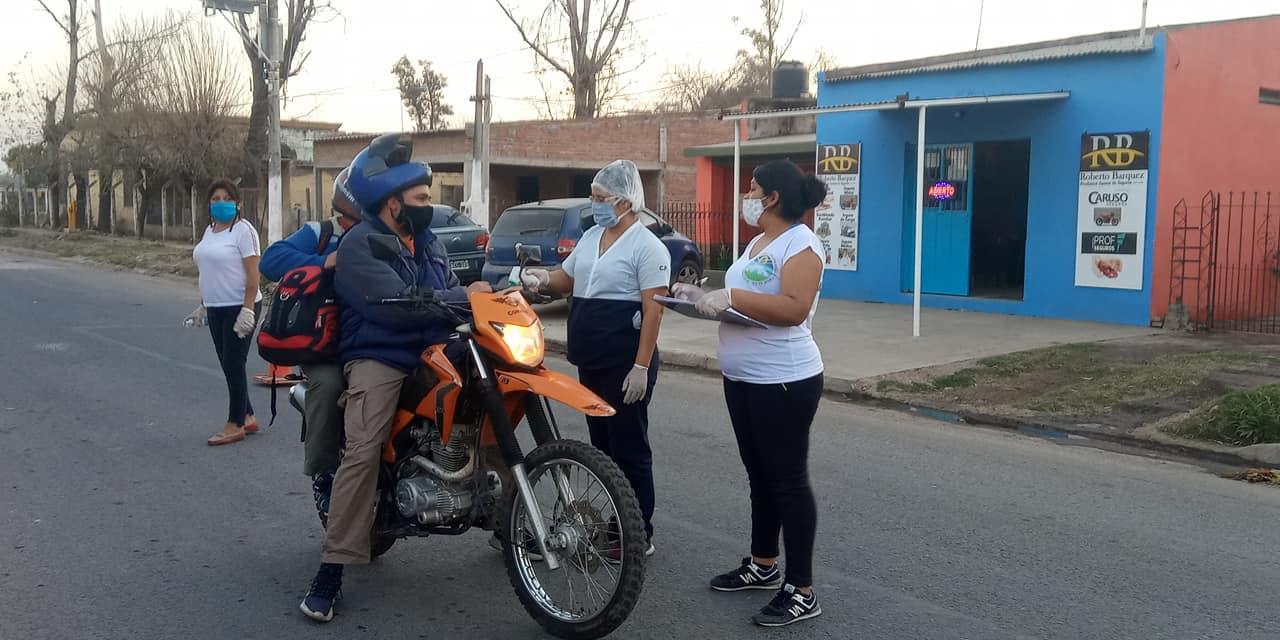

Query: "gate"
left=1169, top=191, right=1278, bottom=332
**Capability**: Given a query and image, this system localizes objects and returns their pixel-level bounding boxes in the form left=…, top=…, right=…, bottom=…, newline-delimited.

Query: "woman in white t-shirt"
left=185, top=178, right=264, bottom=446
left=672, top=160, right=827, bottom=628
left=522, top=160, right=671, bottom=559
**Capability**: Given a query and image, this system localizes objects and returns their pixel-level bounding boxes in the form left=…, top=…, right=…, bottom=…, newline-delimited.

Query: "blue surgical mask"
left=210, top=201, right=237, bottom=223
left=592, top=201, right=619, bottom=228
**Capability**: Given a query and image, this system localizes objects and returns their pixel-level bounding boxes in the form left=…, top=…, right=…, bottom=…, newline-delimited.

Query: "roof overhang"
left=684, top=134, right=816, bottom=159
left=719, top=90, right=1071, bottom=122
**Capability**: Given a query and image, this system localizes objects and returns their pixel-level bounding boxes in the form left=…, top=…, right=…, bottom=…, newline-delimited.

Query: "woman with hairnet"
left=522, top=159, right=670, bottom=559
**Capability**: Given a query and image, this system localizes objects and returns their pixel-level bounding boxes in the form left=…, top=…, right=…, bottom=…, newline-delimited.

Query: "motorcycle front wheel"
left=500, top=439, right=646, bottom=640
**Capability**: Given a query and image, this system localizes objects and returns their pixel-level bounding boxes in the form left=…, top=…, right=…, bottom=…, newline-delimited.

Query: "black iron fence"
left=1168, top=191, right=1279, bottom=333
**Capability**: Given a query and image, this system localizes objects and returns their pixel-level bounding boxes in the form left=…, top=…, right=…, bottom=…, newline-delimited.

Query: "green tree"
left=391, top=56, right=454, bottom=132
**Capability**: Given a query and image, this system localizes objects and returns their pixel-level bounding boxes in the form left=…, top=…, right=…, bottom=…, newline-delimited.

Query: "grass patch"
left=977, top=343, right=1104, bottom=376
left=877, top=379, right=935, bottom=393
left=1165, top=384, right=1280, bottom=446
left=1021, top=351, right=1265, bottom=414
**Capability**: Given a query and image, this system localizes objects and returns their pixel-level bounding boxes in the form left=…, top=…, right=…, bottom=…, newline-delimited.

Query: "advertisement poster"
left=1075, top=131, right=1148, bottom=290
left=815, top=143, right=861, bottom=271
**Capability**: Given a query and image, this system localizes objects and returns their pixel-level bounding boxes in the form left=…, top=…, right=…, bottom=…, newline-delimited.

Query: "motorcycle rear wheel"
left=500, top=439, right=646, bottom=640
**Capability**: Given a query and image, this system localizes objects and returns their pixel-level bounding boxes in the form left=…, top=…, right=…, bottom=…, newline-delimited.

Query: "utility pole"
left=264, top=0, right=283, bottom=244
left=202, top=0, right=283, bottom=243
left=464, top=60, right=492, bottom=230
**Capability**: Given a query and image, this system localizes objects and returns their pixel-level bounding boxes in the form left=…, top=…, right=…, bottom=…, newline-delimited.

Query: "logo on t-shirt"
left=742, top=254, right=778, bottom=284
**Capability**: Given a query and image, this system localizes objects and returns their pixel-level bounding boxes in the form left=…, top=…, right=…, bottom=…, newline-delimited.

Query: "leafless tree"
left=736, top=0, right=803, bottom=95
left=139, top=19, right=249, bottom=233
left=34, top=0, right=88, bottom=229
left=82, top=3, right=182, bottom=234
left=228, top=1, right=340, bottom=187
left=495, top=0, right=638, bottom=119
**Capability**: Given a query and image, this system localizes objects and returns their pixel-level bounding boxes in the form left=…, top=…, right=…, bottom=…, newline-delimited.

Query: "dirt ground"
left=0, top=227, right=198, bottom=279
left=856, top=332, right=1280, bottom=440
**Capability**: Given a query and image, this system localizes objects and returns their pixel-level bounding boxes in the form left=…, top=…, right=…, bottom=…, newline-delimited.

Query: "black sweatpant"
left=723, top=373, right=823, bottom=588
left=579, top=357, right=659, bottom=540
left=206, top=303, right=260, bottom=426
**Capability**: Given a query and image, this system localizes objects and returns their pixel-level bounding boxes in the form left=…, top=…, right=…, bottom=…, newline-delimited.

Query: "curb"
left=545, top=337, right=1268, bottom=470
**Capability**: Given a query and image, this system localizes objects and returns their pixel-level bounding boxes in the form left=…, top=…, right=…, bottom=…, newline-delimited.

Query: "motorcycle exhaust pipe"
left=407, top=452, right=476, bottom=483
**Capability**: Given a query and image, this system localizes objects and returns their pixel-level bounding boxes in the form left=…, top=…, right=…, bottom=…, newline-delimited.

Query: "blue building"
left=812, top=29, right=1168, bottom=326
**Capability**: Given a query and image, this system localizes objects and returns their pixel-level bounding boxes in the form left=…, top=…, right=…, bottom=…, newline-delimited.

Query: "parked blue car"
left=481, top=198, right=704, bottom=291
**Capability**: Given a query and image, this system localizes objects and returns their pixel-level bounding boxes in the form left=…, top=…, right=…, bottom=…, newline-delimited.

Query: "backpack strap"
left=316, top=219, right=336, bottom=254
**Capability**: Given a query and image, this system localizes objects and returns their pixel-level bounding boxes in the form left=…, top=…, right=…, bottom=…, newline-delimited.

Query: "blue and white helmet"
left=345, top=133, right=433, bottom=217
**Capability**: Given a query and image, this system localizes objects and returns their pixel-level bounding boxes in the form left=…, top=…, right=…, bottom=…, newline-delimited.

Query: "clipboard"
left=654, top=295, right=768, bottom=329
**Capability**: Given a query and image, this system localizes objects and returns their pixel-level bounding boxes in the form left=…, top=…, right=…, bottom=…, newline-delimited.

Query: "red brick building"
left=311, top=112, right=731, bottom=228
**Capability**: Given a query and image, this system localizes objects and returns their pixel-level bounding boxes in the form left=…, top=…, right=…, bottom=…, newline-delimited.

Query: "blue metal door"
left=901, top=144, right=974, bottom=296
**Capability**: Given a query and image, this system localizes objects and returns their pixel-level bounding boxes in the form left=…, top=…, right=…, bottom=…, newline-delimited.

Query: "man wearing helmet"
left=260, top=167, right=363, bottom=527
left=299, top=134, right=492, bottom=623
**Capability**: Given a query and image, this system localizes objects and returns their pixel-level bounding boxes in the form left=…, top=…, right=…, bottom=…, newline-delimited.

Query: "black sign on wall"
left=1080, top=131, right=1150, bottom=172
left=1081, top=232, right=1139, bottom=255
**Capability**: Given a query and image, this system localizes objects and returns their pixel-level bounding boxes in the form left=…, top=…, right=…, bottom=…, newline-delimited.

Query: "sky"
left=2, top=0, right=1279, bottom=141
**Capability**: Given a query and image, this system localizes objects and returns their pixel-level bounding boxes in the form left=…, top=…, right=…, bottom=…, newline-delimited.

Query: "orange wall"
left=1151, top=18, right=1280, bottom=320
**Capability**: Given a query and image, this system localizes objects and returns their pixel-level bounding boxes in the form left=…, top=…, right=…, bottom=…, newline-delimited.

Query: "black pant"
left=723, top=373, right=823, bottom=588
left=207, top=303, right=260, bottom=426
left=579, top=357, right=659, bottom=540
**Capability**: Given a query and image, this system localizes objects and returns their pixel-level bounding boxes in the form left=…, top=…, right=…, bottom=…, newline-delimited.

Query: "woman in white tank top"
left=671, top=160, right=827, bottom=628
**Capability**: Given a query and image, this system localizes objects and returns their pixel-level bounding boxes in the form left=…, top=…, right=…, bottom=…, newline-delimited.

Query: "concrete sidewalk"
left=539, top=298, right=1154, bottom=391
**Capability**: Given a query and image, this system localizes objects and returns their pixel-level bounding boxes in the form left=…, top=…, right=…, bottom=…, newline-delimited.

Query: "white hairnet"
left=592, top=159, right=645, bottom=212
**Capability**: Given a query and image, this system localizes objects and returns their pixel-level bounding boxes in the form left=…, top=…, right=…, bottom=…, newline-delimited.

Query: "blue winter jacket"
left=259, top=219, right=347, bottom=281
left=334, top=213, right=468, bottom=372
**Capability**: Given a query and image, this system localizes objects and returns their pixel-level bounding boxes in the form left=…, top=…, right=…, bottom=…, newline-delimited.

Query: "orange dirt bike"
left=286, top=242, right=647, bottom=639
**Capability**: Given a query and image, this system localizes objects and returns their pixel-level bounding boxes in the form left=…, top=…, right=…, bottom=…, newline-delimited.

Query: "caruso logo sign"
left=1080, top=131, right=1150, bottom=171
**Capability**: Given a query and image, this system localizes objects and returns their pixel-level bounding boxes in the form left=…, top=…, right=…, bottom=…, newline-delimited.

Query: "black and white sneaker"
left=709, top=557, right=782, bottom=592
left=752, top=584, right=822, bottom=627
left=299, top=563, right=343, bottom=623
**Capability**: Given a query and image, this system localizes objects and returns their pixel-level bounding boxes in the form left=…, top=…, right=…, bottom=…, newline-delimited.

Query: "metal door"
left=902, top=144, right=975, bottom=295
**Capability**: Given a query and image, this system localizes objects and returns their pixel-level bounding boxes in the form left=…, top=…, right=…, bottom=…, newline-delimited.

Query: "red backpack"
left=257, top=220, right=341, bottom=366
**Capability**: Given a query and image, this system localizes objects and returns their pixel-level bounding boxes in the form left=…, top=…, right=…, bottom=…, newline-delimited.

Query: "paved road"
left=3, top=249, right=1280, bottom=640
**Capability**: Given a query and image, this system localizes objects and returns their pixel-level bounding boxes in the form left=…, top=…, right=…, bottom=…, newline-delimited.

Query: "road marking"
left=70, top=326, right=223, bottom=379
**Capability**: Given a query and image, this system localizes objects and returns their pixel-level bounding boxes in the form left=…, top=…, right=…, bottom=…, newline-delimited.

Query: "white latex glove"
left=621, top=364, right=650, bottom=404
left=670, top=283, right=706, bottom=303
left=695, top=288, right=733, bottom=318
left=522, top=268, right=551, bottom=291
left=233, top=306, right=256, bottom=339
left=183, top=304, right=207, bottom=328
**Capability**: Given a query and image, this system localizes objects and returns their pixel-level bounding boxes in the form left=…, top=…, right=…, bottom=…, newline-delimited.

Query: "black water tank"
left=772, top=61, right=808, bottom=98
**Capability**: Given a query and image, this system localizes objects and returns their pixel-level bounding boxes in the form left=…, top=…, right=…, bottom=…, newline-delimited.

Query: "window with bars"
left=923, top=145, right=970, bottom=211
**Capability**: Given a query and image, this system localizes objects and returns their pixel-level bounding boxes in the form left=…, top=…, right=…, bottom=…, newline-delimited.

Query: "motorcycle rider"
left=300, top=133, right=493, bottom=623
left=259, top=168, right=361, bottom=523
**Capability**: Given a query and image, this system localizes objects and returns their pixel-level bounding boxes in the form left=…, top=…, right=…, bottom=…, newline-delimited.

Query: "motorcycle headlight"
left=492, top=321, right=544, bottom=367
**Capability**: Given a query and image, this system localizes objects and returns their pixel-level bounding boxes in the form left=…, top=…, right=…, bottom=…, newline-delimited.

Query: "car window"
left=430, top=207, right=474, bottom=229
left=638, top=211, right=661, bottom=230
left=492, top=208, right=567, bottom=236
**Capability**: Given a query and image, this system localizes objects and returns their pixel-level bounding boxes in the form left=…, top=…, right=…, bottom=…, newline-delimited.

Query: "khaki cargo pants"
left=321, top=359, right=406, bottom=564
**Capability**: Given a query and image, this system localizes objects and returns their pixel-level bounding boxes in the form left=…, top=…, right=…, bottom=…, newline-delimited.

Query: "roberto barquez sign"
left=1075, top=131, right=1149, bottom=290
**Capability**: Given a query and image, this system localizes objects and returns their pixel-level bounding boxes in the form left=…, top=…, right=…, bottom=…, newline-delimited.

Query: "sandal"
left=207, top=428, right=246, bottom=446
left=243, top=420, right=261, bottom=434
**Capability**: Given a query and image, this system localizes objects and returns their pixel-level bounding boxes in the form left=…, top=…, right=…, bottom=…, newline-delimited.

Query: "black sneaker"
left=752, top=584, right=822, bottom=627
left=709, top=557, right=782, bottom=592
left=299, top=563, right=343, bottom=623
left=312, top=472, right=334, bottom=527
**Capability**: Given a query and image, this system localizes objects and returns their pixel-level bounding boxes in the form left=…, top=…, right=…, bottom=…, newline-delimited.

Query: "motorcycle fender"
left=494, top=368, right=616, bottom=417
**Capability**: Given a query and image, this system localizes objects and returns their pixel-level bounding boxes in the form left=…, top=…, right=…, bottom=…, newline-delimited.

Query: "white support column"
left=732, top=122, right=742, bottom=260
left=161, top=185, right=168, bottom=242
left=913, top=106, right=928, bottom=338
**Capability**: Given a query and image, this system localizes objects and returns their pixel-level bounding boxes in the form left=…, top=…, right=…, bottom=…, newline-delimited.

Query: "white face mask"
left=742, top=197, right=765, bottom=227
